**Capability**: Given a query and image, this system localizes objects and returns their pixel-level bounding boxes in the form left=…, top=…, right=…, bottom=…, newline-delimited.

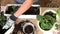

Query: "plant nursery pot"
left=38, top=9, right=57, bottom=34
left=5, top=4, right=40, bottom=15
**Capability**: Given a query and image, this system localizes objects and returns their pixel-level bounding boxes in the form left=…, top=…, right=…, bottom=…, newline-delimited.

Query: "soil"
left=6, top=6, right=19, bottom=14
left=6, top=6, right=40, bottom=15
left=23, top=7, right=40, bottom=15
left=25, top=25, right=33, bottom=33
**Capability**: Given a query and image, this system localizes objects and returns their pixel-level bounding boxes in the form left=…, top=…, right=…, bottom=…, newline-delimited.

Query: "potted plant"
left=5, top=4, right=40, bottom=15
left=36, top=10, right=56, bottom=34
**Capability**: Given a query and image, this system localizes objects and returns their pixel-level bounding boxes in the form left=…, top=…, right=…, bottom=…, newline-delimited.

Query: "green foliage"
left=44, top=15, right=56, bottom=25
left=36, top=15, right=43, bottom=23
left=12, top=6, right=19, bottom=12
left=0, top=15, right=7, bottom=26
left=57, top=7, right=60, bottom=18
left=11, top=6, right=19, bottom=14
left=9, top=6, right=19, bottom=14
left=55, top=24, right=58, bottom=30
left=40, top=22, right=52, bottom=30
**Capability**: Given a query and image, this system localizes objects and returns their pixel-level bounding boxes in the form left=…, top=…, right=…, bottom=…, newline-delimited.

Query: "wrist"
left=10, top=15, right=17, bottom=21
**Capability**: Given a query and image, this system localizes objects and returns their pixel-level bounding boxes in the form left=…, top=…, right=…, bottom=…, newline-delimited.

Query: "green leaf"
left=40, top=22, right=52, bottom=30
left=57, top=7, right=60, bottom=18
left=36, top=15, right=44, bottom=22
left=44, top=15, right=56, bottom=25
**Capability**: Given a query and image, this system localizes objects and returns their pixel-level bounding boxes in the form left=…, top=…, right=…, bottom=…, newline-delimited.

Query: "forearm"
left=2, top=0, right=34, bottom=29
left=14, top=0, right=34, bottom=17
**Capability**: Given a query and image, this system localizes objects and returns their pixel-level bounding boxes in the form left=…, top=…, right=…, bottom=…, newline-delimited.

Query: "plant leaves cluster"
left=55, top=24, right=58, bottom=30
left=6, top=6, right=19, bottom=14
left=11, top=6, right=19, bottom=14
left=0, top=12, right=7, bottom=26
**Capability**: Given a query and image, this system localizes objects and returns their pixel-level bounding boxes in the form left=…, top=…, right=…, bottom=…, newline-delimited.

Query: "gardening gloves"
left=2, top=15, right=17, bottom=29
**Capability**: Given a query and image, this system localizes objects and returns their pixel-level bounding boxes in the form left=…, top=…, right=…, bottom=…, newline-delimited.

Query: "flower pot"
left=20, top=20, right=35, bottom=34
left=4, top=4, right=40, bottom=15
left=38, top=21, right=53, bottom=34
left=12, top=20, right=36, bottom=34
left=38, top=9, right=57, bottom=34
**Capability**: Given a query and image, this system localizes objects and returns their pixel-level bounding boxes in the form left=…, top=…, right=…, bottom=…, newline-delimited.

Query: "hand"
left=2, top=18, right=15, bottom=29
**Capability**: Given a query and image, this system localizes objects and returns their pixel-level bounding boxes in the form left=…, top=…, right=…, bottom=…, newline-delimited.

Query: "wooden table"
left=1, top=0, right=15, bottom=6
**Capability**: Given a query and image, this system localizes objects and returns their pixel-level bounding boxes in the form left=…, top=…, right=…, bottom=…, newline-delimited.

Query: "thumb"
left=2, top=25, right=8, bottom=29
